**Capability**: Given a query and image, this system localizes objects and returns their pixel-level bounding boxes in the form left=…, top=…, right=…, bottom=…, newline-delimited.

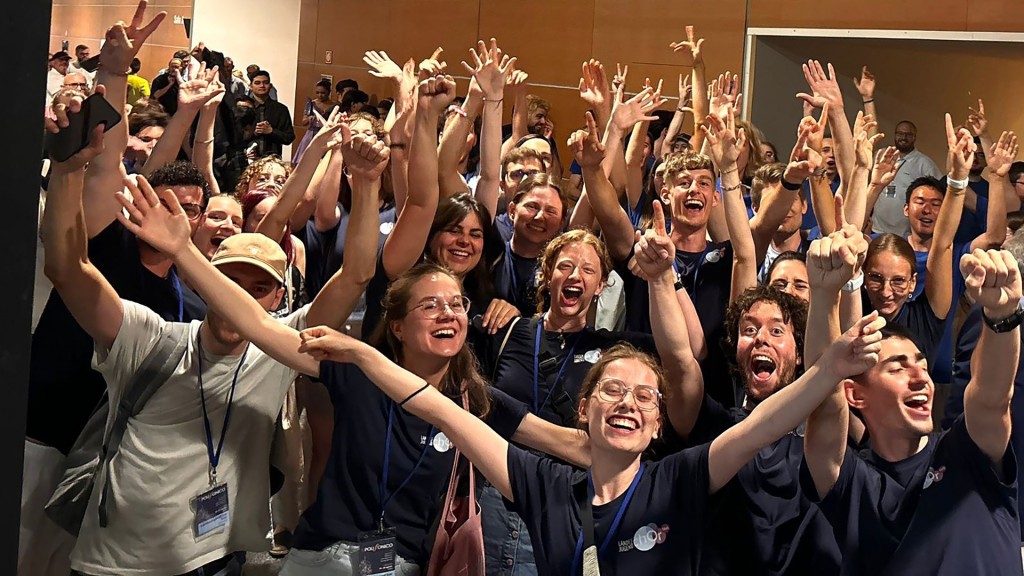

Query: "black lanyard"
left=379, top=401, right=435, bottom=530
left=196, top=333, right=249, bottom=486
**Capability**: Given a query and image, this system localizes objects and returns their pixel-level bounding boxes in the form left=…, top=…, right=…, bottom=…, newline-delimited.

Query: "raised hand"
left=784, top=112, right=825, bottom=183
left=807, top=195, right=867, bottom=292
left=946, top=112, right=977, bottom=181
left=854, top=65, right=875, bottom=101
left=202, top=71, right=226, bottom=112
left=418, top=47, right=447, bottom=79
left=709, top=72, right=742, bottom=122
left=99, top=0, right=167, bottom=74
left=177, top=64, right=224, bottom=110
left=853, top=111, right=884, bottom=169
left=310, top=108, right=347, bottom=153
left=612, top=63, right=629, bottom=94
left=115, top=175, right=192, bottom=256
left=610, top=83, right=663, bottom=132
left=343, top=132, right=391, bottom=181
left=825, top=311, right=885, bottom=380
left=678, top=73, right=693, bottom=111
left=364, top=50, right=404, bottom=81
left=507, top=69, right=529, bottom=95
left=578, top=59, right=612, bottom=115
left=966, top=99, right=989, bottom=138
left=630, top=201, right=675, bottom=280
left=987, top=131, right=1019, bottom=178
left=701, top=106, right=746, bottom=169
left=463, top=38, right=516, bottom=101
left=961, top=249, right=1023, bottom=319
left=298, top=326, right=365, bottom=364
left=568, top=111, right=606, bottom=168
left=796, top=101, right=829, bottom=153
left=670, top=25, right=704, bottom=67
left=796, top=60, right=844, bottom=112
left=48, top=84, right=105, bottom=132
left=417, top=73, right=457, bottom=115
left=871, top=146, right=901, bottom=187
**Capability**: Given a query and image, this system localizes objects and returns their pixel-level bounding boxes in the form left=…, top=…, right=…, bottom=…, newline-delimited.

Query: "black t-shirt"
left=150, top=72, right=178, bottom=115
left=862, top=289, right=946, bottom=369
left=293, top=362, right=528, bottom=563
left=473, top=318, right=656, bottom=426
left=297, top=204, right=397, bottom=299
left=801, top=416, right=1021, bottom=575
left=492, top=241, right=541, bottom=317
left=26, top=222, right=206, bottom=453
left=687, top=394, right=841, bottom=576
left=508, top=442, right=713, bottom=576
left=619, top=241, right=736, bottom=406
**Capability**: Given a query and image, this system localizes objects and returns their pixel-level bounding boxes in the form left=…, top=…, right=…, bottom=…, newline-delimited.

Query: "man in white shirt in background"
left=872, top=120, right=942, bottom=237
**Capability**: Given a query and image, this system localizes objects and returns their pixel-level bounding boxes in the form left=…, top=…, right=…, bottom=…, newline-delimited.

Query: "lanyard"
left=169, top=267, right=184, bottom=322
left=533, top=316, right=582, bottom=415
left=379, top=401, right=435, bottom=529
left=570, top=463, right=646, bottom=575
left=196, top=334, right=249, bottom=486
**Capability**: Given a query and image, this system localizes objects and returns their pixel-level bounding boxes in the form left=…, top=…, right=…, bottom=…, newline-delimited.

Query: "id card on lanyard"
left=360, top=401, right=436, bottom=574
left=191, top=336, right=248, bottom=541
left=570, top=463, right=646, bottom=575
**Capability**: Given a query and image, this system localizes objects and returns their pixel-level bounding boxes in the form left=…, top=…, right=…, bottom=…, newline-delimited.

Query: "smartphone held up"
left=46, top=93, right=122, bottom=162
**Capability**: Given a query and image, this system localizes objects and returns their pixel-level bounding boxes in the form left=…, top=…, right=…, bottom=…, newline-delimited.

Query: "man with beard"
left=873, top=120, right=942, bottom=237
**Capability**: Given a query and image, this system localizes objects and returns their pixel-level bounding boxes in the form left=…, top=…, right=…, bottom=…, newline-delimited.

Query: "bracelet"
left=947, top=176, right=969, bottom=191
left=482, top=97, right=503, bottom=103
left=398, top=382, right=432, bottom=407
left=721, top=182, right=743, bottom=192
left=677, top=107, right=688, bottom=113
left=781, top=179, right=803, bottom=191
left=719, top=166, right=738, bottom=176
left=862, top=99, right=874, bottom=104
left=195, top=138, right=214, bottom=144
left=447, top=104, right=468, bottom=118
left=389, top=143, right=408, bottom=150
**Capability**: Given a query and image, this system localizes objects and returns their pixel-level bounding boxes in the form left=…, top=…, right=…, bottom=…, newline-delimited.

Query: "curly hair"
left=233, top=155, right=291, bottom=197
left=662, top=151, right=716, bottom=187
left=148, top=161, right=211, bottom=205
left=536, top=229, right=612, bottom=315
left=722, top=285, right=808, bottom=383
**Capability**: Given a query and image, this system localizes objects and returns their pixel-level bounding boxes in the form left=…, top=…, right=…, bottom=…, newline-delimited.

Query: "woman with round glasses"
left=283, top=263, right=592, bottom=576
left=296, top=268, right=886, bottom=575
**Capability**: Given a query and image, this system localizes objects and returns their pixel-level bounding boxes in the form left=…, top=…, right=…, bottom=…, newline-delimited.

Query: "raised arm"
left=854, top=66, right=877, bottom=136
left=500, top=69, right=530, bottom=160
left=803, top=211, right=870, bottom=499
left=967, top=99, right=997, bottom=173
left=702, top=106, right=755, bottom=302
left=797, top=61, right=854, bottom=187
left=927, top=116, right=975, bottom=319
left=117, top=176, right=319, bottom=376
left=632, top=201, right=705, bottom=436
left=971, top=131, right=1018, bottom=251
left=586, top=61, right=629, bottom=193
left=704, top=73, right=742, bottom=244
left=571, top=112, right=639, bottom=262
left=624, top=119, right=650, bottom=214
left=42, top=121, right=124, bottom=351
left=864, top=145, right=901, bottom=230
left=141, top=64, right=221, bottom=177
left=192, top=73, right=225, bottom=196
left=255, top=109, right=344, bottom=242
left=842, top=111, right=883, bottom=232
left=83, top=2, right=166, bottom=237
left=961, top=249, right=1022, bottom=464
left=660, top=74, right=692, bottom=159
left=366, top=52, right=418, bottom=212
left=670, top=25, right=706, bottom=152
left=437, top=80, right=480, bottom=199
left=381, top=71, right=455, bottom=279
left=462, top=39, right=515, bottom=217
left=298, top=330, right=515, bottom=500
left=312, top=148, right=344, bottom=232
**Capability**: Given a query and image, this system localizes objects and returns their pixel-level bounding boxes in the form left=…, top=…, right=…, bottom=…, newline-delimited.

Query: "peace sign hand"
left=945, top=112, right=976, bottom=181
left=629, top=201, right=675, bottom=281
left=100, top=0, right=167, bottom=74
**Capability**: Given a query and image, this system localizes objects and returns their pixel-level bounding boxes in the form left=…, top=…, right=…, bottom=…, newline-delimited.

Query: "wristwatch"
left=841, top=273, right=864, bottom=293
left=983, top=303, right=1024, bottom=333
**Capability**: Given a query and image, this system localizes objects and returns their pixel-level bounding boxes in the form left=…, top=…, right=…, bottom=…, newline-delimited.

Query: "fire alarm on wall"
left=325, top=50, right=333, bottom=64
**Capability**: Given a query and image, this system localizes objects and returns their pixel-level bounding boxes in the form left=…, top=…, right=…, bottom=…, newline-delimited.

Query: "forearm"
left=603, top=123, right=629, bottom=194
left=829, top=106, right=856, bottom=185
left=965, top=319, right=1019, bottom=463
left=313, top=152, right=343, bottom=232
left=749, top=186, right=800, bottom=265
left=650, top=271, right=703, bottom=437
left=842, top=166, right=871, bottom=232
left=722, top=164, right=756, bottom=300
left=83, top=146, right=129, bottom=237
left=979, top=176, right=1010, bottom=249
left=142, top=106, right=200, bottom=177
left=863, top=102, right=878, bottom=136
left=193, top=107, right=220, bottom=196
left=864, top=183, right=886, bottom=230
left=624, top=121, right=649, bottom=209
left=475, top=98, right=503, bottom=218
left=925, top=186, right=964, bottom=314
left=661, top=108, right=686, bottom=159
left=811, top=175, right=838, bottom=235
left=567, top=187, right=598, bottom=232
left=511, top=414, right=591, bottom=468
left=437, top=98, right=479, bottom=199
left=256, top=141, right=325, bottom=242
left=382, top=114, right=440, bottom=278
left=580, top=165, right=635, bottom=261
left=688, top=64, right=708, bottom=152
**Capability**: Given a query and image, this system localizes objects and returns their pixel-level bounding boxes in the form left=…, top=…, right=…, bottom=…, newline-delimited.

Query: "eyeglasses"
left=158, top=200, right=203, bottom=220
left=770, top=278, right=809, bottom=293
left=63, top=82, right=88, bottom=89
left=412, top=296, right=471, bottom=319
left=595, top=378, right=662, bottom=412
left=865, top=272, right=910, bottom=292
left=508, top=168, right=541, bottom=182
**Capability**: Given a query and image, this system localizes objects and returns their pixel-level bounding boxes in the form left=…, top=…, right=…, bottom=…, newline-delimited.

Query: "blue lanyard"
left=533, top=316, right=581, bottom=415
left=570, top=463, right=646, bottom=575
left=169, top=267, right=184, bottom=322
left=196, top=334, right=249, bottom=485
left=379, top=401, right=435, bottom=528
left=626, top=194, right=644, bottom=229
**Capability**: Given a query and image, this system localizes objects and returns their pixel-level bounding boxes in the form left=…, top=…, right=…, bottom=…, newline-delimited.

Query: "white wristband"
left=842, top=272, right=864, bottom=293
left=947, top=176, right=969, bottom=190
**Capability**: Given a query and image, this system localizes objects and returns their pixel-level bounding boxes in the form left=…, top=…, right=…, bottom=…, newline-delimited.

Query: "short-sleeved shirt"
left=801, top=416, right=1021, bottom=575
left=507, top=443, right=713, bottom=576
left=473, top=318, right=656, bottom=425
left=292, top=363, right=528, bottom=563
left=911, top=242, right=972, bottom=382
left=687, top=394, right=841, bottom=576
left=297, top=204, right=396, bottom=299
left=27, top=222, right=206, bottom=454
left=873, top=149, right=942, bottom=237
left=492, top=241, right=541, bottom=317
left=862, top=289, right=945, bottom=370
left=70, top=301, right=306, bottom=576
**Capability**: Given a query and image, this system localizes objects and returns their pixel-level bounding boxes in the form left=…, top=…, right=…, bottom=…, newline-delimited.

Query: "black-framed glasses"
left=508, top=168, right=541, bottom=182
left=595, top=378, right=662, bottom=411
left=412, top=296, right=471, bottom=319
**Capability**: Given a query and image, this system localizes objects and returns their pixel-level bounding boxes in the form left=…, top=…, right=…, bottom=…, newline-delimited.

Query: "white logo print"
left=583, top=349, right=602, bottom=364
left=432, top=432, right=452, bottom=453
left=380, top=222, right=395, bottom=235
left=923, top=465, right=946, bottom=489
left=625, top=524, right=670, bottom=553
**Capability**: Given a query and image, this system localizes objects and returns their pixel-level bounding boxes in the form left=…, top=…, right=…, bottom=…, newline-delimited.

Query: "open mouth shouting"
left=560, top=284, right=584, bottom=308
left=749, top=353, right=778, bottom=385
left=682, top=195, right=705, bottom=218
left=903, top=393, right=931, bottom=418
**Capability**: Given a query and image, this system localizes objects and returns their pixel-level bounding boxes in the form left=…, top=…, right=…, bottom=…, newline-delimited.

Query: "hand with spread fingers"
left=985, top=131, right=1018, bottom=178
left=463, top=38, right=516, bottom=102
left=609, top=82, right=663, bottom=133
left=579, top=59, right=612, bottom=119
left=709, top=72, right=742, bottom=123
left=871, top=146, right=901, bottom=188
left=701, top=105, right=746, bottom=170
left=961, top=249, right=1023, bottom=320
left=797, top=60, right=844, bottom=112
left=114, top=175, right=192, bottom=256
left=854, top=66, right=875, bottom=102
left=177, top=63, right=224, bottom=111
left=364, top=50, right=404, bottom=82
left=853, top=111, right=884, bottom=169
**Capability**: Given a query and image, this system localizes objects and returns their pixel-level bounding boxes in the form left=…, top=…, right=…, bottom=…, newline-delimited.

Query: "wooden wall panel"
left=967, top=0, right=1024, bottom=33
left=747, top=0, right=968, bottom=31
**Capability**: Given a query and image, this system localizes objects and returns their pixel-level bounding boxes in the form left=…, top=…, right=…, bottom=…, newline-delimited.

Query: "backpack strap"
left=490, top=316, right=524, bottom=381
left=97, top=321, right=191, bottom=527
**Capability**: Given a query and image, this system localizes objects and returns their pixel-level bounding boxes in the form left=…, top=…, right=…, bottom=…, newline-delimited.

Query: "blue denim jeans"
left=480, top=482, right=538, bottom=576
left=280, top=541, right=421, bottom=576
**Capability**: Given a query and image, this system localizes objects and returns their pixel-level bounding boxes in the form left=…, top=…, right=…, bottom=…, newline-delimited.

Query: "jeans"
left=480, top=482, right=537, bottom=576
left=280, top=541, right=421, bottom=576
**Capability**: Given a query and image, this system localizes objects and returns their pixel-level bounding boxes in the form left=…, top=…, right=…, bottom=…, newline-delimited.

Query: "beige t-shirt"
left=70, top=300, right=307, bottom=576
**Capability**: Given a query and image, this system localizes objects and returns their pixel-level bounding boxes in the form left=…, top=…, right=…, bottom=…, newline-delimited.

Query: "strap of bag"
left=441, top=393, right=474, bottom=524
left=573, top=475, right=600, bottom=576
left=490, top=315, right=524, bottom=380
left=97, top=321, right=190, bottom=526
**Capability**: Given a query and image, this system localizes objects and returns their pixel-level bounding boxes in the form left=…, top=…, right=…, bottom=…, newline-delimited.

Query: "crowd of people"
left=26, top=2, right=1024, bottom=575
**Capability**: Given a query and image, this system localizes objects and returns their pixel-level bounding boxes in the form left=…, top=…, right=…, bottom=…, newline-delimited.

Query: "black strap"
left=573, top=475, right=596, bottom=550
left=98, top=322, right=190, bottom=526
left=534, top=317, right=579, bottom=425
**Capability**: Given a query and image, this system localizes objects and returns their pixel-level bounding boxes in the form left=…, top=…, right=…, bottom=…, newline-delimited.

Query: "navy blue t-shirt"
left=473, top=318, right=656, bottom=426
left=26, top=222, right=206, bottom=454
left=686, top=393, right=841, bottom=576
left=293, top=362, right=528, bottom=563
left=508, top=442, right=713, bottom=576
left=495, top=212, right=514, bottom=243
left=492, top=241, right=540, bottom=317
left=862, top=289, right=946, bottom=372
left=938, top=175, right=990, bottom=246
left=802, top=416, right=1021, bottom=575
left=297, top=203, right=397, bottom=299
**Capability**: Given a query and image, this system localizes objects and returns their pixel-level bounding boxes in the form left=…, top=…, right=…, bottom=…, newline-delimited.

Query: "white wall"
left=191, top=0, right=301, bottom=156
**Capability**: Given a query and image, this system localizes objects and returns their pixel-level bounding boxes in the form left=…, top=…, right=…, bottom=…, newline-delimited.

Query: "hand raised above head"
left=961, top=249, right=1023, bottom=319
left=417, top=74, right=457, bottom=114
left=796, top=60, right=843, bottom=112
left=568, top=111, right=605, bottom=169
left=343, top=132, right=391, bottom=182
left=99, top=0, right=167, bottom=74
left=824, top=311, right=885, bottom=380
left=463, top=38, right=515, bottom=101
left=986, top=131, right=1018, bottom=178
left=854, top=65, right=875, bottom=100
left=670, top=25, right=704, bottom=67
left=115, top=175, right=193, bottom=257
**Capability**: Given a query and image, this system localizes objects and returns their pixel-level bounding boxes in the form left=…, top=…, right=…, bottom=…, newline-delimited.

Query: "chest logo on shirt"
left=923, top=465, right=946, bottom=489
left=431, top=432, right=453, bottom=453
left=617, top=523, right=670, bottom=553
left=705, top=249, right=724, bottom=264
left=579, top=349, right=601, bottom=364
left=380, top=222, right=395, bottom=235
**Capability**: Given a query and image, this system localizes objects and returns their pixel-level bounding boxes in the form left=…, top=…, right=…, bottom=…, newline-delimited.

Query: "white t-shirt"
left=70, top=300, right=307, bottom=576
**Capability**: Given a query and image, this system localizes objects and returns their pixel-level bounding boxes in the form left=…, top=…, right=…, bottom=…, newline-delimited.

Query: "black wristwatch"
left=983, top=303, right=1024, bottom=333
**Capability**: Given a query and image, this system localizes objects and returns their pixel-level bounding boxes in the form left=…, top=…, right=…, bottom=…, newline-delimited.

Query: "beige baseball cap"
left=210, top=233, right=286, bottom=284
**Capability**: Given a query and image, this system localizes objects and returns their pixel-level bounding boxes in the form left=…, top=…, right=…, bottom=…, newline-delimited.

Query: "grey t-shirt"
left=872, top=149, right=942, bottom=237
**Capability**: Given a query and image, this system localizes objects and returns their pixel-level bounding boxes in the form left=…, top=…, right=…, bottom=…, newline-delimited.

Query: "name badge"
left=191, top=483, right=229, bottom=541
left=883, top=184, right=897, bottom=198
left=357, top=528, right=397, bottom=575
